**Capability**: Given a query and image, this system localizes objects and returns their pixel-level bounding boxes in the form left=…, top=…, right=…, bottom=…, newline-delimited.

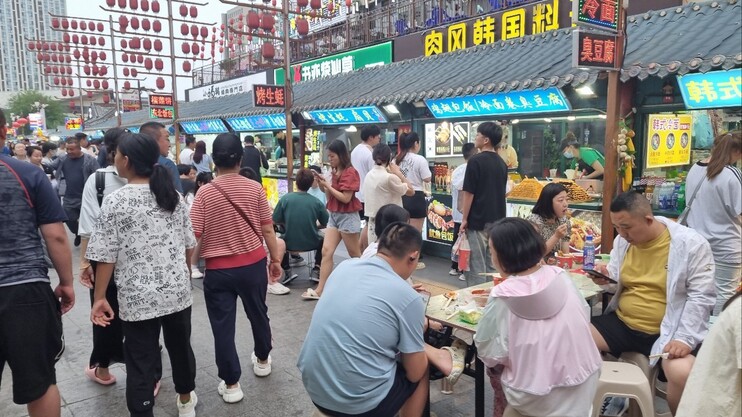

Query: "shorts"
left=314, top=365, right=419, bottom=417
left=358, top=202, right=368, bottom=221
left=328, top=211, right=361, bottom=234
left=0, top=282, right=64, bottom=404
left=402, top=191, right=427, bottom=219
left=591, top=312, right=659, bottom=357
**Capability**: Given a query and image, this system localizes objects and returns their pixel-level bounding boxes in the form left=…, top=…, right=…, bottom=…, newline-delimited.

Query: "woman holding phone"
left=527, top=183, right=572, bottom=260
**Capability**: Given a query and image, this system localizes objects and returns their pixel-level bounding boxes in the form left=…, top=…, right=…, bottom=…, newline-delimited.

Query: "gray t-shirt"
left=297, top=256, right=425, bottom=414
left=686, top=162, right=742, bottom=264
left=62, top=156, right=85, bottom=208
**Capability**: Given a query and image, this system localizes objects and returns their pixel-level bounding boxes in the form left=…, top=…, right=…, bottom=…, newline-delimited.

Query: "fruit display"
left=507, top=178, right=544, bottom=199
left=556, top=180, right=592, bottom=202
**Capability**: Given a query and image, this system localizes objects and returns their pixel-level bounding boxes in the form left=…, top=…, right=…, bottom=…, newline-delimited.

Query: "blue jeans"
left=713, top=260, right=741, bottom=315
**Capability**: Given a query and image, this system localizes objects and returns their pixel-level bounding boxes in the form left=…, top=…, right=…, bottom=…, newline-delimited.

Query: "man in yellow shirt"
left=589, top=192, right=715, bottom=415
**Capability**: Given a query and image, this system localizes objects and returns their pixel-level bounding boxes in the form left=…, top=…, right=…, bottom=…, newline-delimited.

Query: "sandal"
left=301, top=288, right=321, bottom=300
left=442, top=339, right=467, bottom=386
left=84, top=366, right=117, bottom=385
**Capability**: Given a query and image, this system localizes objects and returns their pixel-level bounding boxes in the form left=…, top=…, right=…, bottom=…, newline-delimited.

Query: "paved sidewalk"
left=1, top=241, right=492, bottom=417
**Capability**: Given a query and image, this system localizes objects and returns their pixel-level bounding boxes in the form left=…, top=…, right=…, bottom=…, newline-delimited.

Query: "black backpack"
left=95, top=171, right=106, bottom=207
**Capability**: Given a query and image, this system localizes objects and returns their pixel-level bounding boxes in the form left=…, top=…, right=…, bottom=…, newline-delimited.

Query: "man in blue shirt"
left=297, top=222, right=429, bottom=416
left=0, top=108, right=75, bottom=416
left=140, top=121, right=183, bottom=193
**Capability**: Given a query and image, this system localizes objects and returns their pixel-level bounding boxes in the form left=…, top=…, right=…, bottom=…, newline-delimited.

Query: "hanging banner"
left=274, top=42, right=392, bottom=84
left=646, top=114, right=693, bottom=169
left=425, top=87, right=570, bottom=119
left=180, top=119, right=229, bottom=134
left=677, top=68, right=742, bottom=110
left=225, top=114, right=291, bottom=131
left=307, top=106, right=388, bottom=125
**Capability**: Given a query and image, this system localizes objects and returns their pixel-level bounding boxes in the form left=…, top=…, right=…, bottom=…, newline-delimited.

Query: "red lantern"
left=99, top=37, right=106, bottom=46
left=106, top=0, right=116, bottom=6
left=62, top=19, right=69, bottom=29
left=131, top=17, right=140, bottom=30
left=144, top=38, right=152, bottom=50
left=179, top=4, right=188, bottom=17
left=144, top=58, right=153, bottom=70
left=328, top=1, right=334, bottom=12
left=298, top=0, right=308, bottom=7
left=124, top=81, right=131, bottom=90
left=102, top=80, right=109, bottom=90
left=99, top=66, right=108, bottom=76
left=90, top=37, right=97, bottom=46
left=136, top=55, right=143, bottom=64
left=182, top=61, right=192, bottom=72
left=141, top=0, right=149, bottom=12
left=69, top=101, right=75, bottom=110
left=118, top=0, right=126, bottom=8
left=154, top=39, right=163, bottom=51
left=71, top=20, right=78, bottom=30
left=310, top=0, right=321, bottom=9
left=87, top=91, right=94, bottom=98
left=97, top=22, right=104, bottom=32
left=123, top=67, right=130, bottom=76
left=41, top=42, right=49, bottom=51
left=129, top=0, right=138, bottom=9
left=151, top=0, right=160, bottom=13
left=261, top=42, right=275, bottom=59
left=200, top=26, right=208, bottom=38
left=272, top=0, right=276, bottom=6
left=190, top=6, right=198, bottom=18
left=28, top=41, right=35, bottom=50
left=52, top=66, right=59, bottom=74
left=261, top=14, right=275, bottom=30
left=247, top=11, right=259, bottom=29
left=66, top=65, right=73, bottom=73
left=61, top=89, right=68, bottom=97
left=91, top=51, right=98, bottom=61
left=73, top=49, right=81, bottom=59
left=154, top=58, right=163, bottom=71
left=192, top=42, right=200, bottom=55
left=81, top=35, right=88, bottom=45
left=52, top=18, right=60, bottom=28
left=310, top=10, right=317, bottom=18
left=68, top=89, right=75, bottom=97
left=103, top=95, right=110, bottom=104
left=156, top=77, right=165, bottom=90
left=44, top=53, right=51, bottom=61
left=72, top=35, right=79, bottom=44
left=83, top=66, right=91, bottom=75
left=142, top=19, right=151, bottom=31
left=131, top=68, right=138, bottom=76
left=182, top=43, right=190, bottom=54
left=296, top=18, right=309, bottom=36
left=67, top=77, right=73, bottom=85
left=153, top=20, right=162, bottom=33
left=180, top=23, right=188, bottom=36
left=53, top=77, right=60, bottom=85
left=80, top=21, right=87, bottom=30
left=190, top=24, right=198, bottom=38
left=120, top=39, right=127, bottom=48
left=119, top=15, right=129, bottom=30
left=61, top=78, right=67, bottom=86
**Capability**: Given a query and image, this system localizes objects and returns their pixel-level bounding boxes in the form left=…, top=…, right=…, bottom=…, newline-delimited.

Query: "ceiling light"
left=543, top=118, right=552, bottom=123
left=301, top=111, right=312, bottom=120
left=576, top=86, right=595, bottom=96
left=345, top=125, right=357, bottom=132
left=383, top=104, right=399, bottom=114
left=413, top=101, right=426, bottom=108
left=567, top=116, right=576, bottom=121
left=511, top=119, right=519, bottom=124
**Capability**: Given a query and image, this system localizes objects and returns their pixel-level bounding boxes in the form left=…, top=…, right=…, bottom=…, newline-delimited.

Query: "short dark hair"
left=610, top=191, right=651, bottom=216
left=377, top=222, right=422, bottom=259
left=462, top=142, right=476, bottom=160
left=372, top=143, right=392, bottom=166
left=361, top=125, right=381, bottom=142
left=177, top=164, right=194, bottom=176
left=26, top=145, right=41, bottom=157
left=103, top=127, right=128, bottom=161
left=477, top=122, right=502, bottom=147
left=239, top=167, right=259, bottom=182
left=244, top=135, right=255, bottom=144
left=65, top=137, right=80, bottom=147
left=531, top=183, right=568, bottom=220
left=374, top=204, right=410, bottom=239
left=326, top=139, right=351, bottom=170
left=559, top=132, right=580, bottom=152
left=295, top=168, right=314, bottom=191
left=41, top=141, right=57, bottom=155
left=488, top=218, right=545, bottom=274
left=185, top=135, right=196, bottom=146
left=212, top=133, right=243, bottom=168
left=75, top=132, right=88, bottom=141
left=140, top=121, right=166, bottom=141
left=309, top=165, right=322, bottom=174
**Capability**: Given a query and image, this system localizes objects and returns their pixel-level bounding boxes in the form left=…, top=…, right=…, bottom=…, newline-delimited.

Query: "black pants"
left=63, top=204, right=80, bottom=235
left=88, top=280, right=124, bottom=368
left=122, top=307, right=196, bottom=417
left=281, top=237, right=324, bottom=270
left=204, top=260, right=272, bottom=386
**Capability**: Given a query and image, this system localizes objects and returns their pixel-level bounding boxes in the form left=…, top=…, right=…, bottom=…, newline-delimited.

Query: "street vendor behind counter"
left=560, top=132, right=605, bottom=179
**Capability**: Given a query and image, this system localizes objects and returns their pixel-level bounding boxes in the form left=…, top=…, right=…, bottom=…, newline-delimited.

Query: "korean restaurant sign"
left=677, top=69, right=742, bottom=110
left=307, top=106, right=388, bottom=125
left=646, top=114, right=692, bottom=169
left=572, top=0, right=619, bottom=32
left=253, top=84, right=286, bottom=108
left=424, top=87, right=571, bottom=119
left=572, top=29, right=618, bottom=69
left=420, top=0, right=570, bottom=57
left=180, top=119, right=229, bottom=135
left=274, top=42, right=392, bottom=85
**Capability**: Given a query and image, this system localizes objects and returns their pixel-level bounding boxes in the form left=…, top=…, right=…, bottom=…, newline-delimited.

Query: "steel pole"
left=167, top=0, right=181, bottom=161
left=284, top=0, right=293, bottom=185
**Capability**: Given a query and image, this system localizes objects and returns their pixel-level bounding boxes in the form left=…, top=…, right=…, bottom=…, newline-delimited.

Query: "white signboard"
left=186, top=71, right=268, bottom=102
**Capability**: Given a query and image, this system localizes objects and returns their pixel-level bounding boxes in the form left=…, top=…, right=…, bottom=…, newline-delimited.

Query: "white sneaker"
left=177, top=391, right=198, bottom=417
left=217, top=381, right=244, bottom=403
left=191, top=268, right=204, bottom=279
left=448, top=268, right=459, bottom=276
left=267, top=282, right=290, bottom=295
left=458, top=274, right=466, bottom=281
left=251, top=352, right=272, bottom=377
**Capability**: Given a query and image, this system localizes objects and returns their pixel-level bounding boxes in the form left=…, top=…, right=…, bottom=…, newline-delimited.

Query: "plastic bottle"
left=583, top=232, right=595, bottom=270
left=671, top=184, right=680, bottom=211
left=677, top=182, right=686, bottom=212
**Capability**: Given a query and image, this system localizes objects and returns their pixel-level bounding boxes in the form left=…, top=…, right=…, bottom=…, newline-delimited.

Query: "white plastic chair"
left=592, top=361, right=655, bottom=417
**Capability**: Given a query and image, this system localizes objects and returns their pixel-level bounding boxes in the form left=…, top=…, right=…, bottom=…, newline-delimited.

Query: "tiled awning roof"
left=290, top=28, right=599, bottom=112
left=177, top=92, right=282, bottom=123
left=621, top=0, right=742, bottom=81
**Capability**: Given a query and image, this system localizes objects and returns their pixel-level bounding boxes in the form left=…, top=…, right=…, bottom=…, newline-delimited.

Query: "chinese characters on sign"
left=225, top=114, right=290, bottom=131
left=573, top=0, right=619, bottom=32
left=423, top=0, right=565, bottom=56
left=424, top=87, right=571, bottom=119
left=572, top=30, right=618, bottom=69
left=677, top=69, right=742, bottom=110
left=65, top=117, right=82, bottom=131
left=646, top=114, right=693, bottom=169
left=425, top=197, right=456, bottom=244
left=149, top=107, right=174, bottom=120
left=307, top=106, right=388, bottom=125
left=253, top=85, right=286, bottom=108
left=148, top=94, right=174, bottom=107
left=274, top=42, right=392, bottom=84
left=179, top=119, right=229, bottom=135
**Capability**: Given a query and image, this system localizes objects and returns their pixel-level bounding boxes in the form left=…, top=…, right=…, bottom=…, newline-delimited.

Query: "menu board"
left=424, top=122, right=472, bottom=158
left=425, top=195, right=455, bottom=244
left=646, top=114, right=693, bottom=169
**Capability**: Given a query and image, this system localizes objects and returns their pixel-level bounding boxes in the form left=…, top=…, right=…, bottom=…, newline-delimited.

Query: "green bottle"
left=677, top=182, right=686, bottom=212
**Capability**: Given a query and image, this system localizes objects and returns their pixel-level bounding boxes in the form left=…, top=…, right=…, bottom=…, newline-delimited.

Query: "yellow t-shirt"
left=616, top=228, right=671, bottom=333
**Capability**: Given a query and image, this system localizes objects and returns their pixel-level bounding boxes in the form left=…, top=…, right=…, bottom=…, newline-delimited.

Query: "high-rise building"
left=0, top=0, right=66, bottom=104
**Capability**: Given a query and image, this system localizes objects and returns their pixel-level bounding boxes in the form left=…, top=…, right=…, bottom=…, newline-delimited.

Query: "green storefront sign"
left=274, top=41, right=392, bottom=85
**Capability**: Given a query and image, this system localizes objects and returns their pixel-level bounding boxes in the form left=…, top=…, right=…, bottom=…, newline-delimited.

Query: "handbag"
left=210, top=182, right=262, bottom=239
left=677, top=177, right=706, bottom=226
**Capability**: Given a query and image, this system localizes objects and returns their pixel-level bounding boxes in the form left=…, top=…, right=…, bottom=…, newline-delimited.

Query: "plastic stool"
left=503, top=405, right=526, bottom=417
left=592, top=362, right=654, bottom=417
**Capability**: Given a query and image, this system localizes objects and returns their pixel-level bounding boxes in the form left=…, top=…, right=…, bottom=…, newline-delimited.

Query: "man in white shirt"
left=450, top=142, right=475, bottom=280
left=350, top=125, right=381, bottom=251
left=76, top=132, right=96, bottom=156
left=179, top=135, right=196, bottom=165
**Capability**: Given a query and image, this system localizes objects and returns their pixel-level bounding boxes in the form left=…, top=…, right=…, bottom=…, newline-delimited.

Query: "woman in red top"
left=302, top=140, right=362, bottom=300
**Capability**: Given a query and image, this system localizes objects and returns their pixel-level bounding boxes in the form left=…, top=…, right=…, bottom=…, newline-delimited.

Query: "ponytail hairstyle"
left=117, top=133, right=179, bottom=212
left=372, top=143, right=392, bottom=166
left=395, top=132, right=420, bottom=165
left=193, top=140, right=207, bottom=164
left=706, top=131, right=742, bottom=180
left=212, top=133, right=243, bottom=168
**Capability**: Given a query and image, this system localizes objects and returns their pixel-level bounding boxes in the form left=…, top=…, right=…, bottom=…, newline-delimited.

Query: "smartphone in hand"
left=585, top=268, right=617, bottom=284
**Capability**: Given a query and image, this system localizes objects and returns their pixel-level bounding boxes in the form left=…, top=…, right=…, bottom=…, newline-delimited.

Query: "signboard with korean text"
left=180, top=119, right=229, bottom=135
left=419, top=0, right=570, bottom=57
left=572, top=0, right=619, bottom=32
left=677, top=69, right=742, bottom=110
left=646, top=114, right=693, bottom=169
left=150, top=107, right=174, bottom=119
left=274, top=42, right=392, bottom=85
left=253, top=84, right=286, bottom=108
left=424, top=122, right=472, bottom=157
left=572, top=29, right=619, bottom=69
left=65, top=117, right=82, bottom=130
left=225, top=114, right=292, bottom=131
left=186, top=72, right=267, bottom=102
left=307, top=106, right=388, bottom=125
left=148, top=94, right=174, bottom=107
left=424, top=87, right=571, bottom=119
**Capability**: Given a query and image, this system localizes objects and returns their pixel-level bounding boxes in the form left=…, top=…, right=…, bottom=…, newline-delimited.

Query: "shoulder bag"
left=677, top=177, right=706, bottom=226
left=210, top=182, right=263, bottom=240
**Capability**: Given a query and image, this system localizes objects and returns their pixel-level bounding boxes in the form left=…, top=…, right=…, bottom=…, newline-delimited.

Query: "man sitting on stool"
left=273, top=168, right=328, bottom=284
